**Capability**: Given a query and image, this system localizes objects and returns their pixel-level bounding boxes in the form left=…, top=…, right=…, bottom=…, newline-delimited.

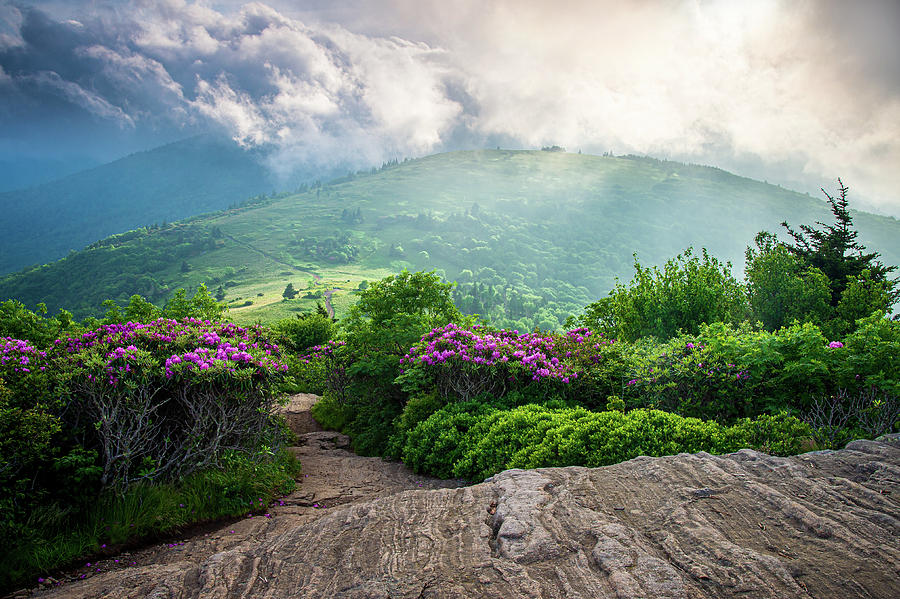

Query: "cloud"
left=24, top=69, right=135, bottom=124
left=370, top=0, right=899, bottom=212
left=0, top=0, right=898, bottom=213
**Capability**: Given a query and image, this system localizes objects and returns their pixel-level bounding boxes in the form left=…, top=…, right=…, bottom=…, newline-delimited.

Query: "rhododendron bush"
left=2, top=318, right=290, bottom=537
left=307, top=312, right=898, bottom=476
left=53, top=318, right=289, bottom=487
left=1, top=317, right=296, bottom=590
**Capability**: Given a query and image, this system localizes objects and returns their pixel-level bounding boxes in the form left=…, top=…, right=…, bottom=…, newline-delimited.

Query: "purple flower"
left=828, top=341, right=844, bottom=348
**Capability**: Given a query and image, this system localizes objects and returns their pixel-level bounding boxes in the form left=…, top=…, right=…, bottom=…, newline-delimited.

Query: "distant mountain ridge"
left=0, top=155, right=101, bottom=192
left=1, top=149, right=898, bottom=329
left=0, top=136, right=280, bottom=274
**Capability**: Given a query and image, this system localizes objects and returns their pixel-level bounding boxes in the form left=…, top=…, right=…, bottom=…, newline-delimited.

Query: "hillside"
left=0, top=155, right=100, bottom=193
left=2, top=149, right=899, bottom=329
left=0, top=136, right=280, bottom=274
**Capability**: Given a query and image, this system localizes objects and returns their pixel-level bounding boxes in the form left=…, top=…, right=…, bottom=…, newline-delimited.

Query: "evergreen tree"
left=781, top=179, right=897, bottom=307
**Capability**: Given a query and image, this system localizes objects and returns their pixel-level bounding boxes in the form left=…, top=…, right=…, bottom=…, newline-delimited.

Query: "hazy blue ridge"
left=0, top=136, right=278, bottom=274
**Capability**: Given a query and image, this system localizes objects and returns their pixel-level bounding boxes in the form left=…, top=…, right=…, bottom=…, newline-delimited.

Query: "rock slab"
left=35, top=435, right=900, bottom=599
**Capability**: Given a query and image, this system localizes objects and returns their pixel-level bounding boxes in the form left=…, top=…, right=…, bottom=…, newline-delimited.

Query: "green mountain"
left=2, top=149, right=898, bottom=331
left=0, top=136, right=279, bottom=274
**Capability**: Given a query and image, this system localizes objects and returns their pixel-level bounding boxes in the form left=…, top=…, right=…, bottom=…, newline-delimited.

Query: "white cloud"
left=2, top=0, right=898, bottom=212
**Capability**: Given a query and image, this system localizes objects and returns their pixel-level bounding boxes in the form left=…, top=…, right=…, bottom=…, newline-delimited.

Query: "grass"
left=1, top=448, right=300, bottom=592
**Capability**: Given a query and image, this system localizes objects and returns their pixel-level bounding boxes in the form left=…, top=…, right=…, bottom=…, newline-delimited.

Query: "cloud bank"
left=1, top=0, right=898, bottom=212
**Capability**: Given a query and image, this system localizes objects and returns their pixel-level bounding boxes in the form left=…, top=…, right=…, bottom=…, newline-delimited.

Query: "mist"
left=1, top=0, right=898, bottom=213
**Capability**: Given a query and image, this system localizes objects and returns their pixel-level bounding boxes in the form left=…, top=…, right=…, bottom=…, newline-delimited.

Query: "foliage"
left=744, top=231, right=832, bottom=331
left=99, top=284, right=227, bottom=325
left=780, top=179, right=898, bottom=309
left=0, top=318, right=293, bottom=592
left=401, top=403, right=811, bottom=481
left=391, top=318, right=898, bottom=441
left=324, top=270, right=464, bottom=455
left=272, top=312, right=335, bottom=352
left=574, top=248, right=748, bottom=341
left=53, top=318, right=288, bottom=487
left=0, top=300, right=75, bottom=348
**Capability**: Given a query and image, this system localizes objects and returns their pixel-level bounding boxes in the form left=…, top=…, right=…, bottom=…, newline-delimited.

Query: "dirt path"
left=310, top=273, right=335, bottom=318
left=23, top=394, right=464, bottom=598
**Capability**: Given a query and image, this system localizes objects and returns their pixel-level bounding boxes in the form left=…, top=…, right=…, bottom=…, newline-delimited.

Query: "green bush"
left=0, top=319, right=295, bottom=593
left=309, top=392, right=353, bottom=432
left=273, top=312, right=335, bottom=352
left=402, top=402, right=495, bottom=479
left=834, top=314, right=900, bottom=396
left=574, top=248, right=748, bottom=342
left=402, top=403, right=813, bottom=481
left=305, top=270, right=465, bottom=455
left=385, top=391, right=446, bottom=459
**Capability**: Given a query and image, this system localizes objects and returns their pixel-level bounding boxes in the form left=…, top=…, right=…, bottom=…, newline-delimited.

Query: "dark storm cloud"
left=1, top=0, right=463, bottom=171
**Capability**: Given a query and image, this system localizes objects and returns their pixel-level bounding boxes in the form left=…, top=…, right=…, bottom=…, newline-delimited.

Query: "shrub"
left=273, top=312, right=335, bottom=352
left=401, top=402, right=495, bottom=479
left=401, top=403, right=812, bottom=481
left=303, top=270, right=465, bottom=455
left=574, top=248, right=748, bottom=341
left=52, top=318, right=289, bottom=488
left=0, top=318, right=295, bottom=592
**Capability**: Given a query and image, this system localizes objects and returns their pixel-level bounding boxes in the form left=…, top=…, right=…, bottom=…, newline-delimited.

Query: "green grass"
left=1, top=449, right=300, bottom=591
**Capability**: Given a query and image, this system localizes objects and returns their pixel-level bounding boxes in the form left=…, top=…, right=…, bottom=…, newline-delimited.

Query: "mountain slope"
left=0, top=136, right=278, bottom=274
left=1, top=150, right=898, bottom=328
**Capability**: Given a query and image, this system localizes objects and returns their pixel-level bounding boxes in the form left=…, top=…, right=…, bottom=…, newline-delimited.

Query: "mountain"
left=1, top=149, right=898, bottom=329
left=0, top=155, right=100, bottom=192
left=0, top=136, right=282, bottom=274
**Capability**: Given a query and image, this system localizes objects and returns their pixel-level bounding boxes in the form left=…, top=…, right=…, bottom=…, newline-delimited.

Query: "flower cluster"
left=401, top=323, right=596, bottom=383
left=51, top=319, right=287, bottom=387
left=300, top=340, right=346, bottom=363
left=1, top=337, right=48, bottom=374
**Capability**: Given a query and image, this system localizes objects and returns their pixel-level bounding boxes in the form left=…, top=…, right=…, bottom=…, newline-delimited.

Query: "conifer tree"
left=780, top=179, right=897, bottom=307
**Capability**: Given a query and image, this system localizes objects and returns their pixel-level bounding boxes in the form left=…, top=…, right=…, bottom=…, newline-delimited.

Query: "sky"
left=1, top=0, right=899, bottom=214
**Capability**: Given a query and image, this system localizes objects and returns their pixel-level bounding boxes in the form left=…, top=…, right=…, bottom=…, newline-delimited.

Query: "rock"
left=33, top=436, right=899, bottom=599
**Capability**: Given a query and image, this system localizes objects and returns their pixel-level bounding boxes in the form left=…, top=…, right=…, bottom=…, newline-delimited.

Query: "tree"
left=273, top=312, right=335, bottom=352
left=163, top=284, right=226, bottom=320
left=575, top=248, right=748, bottom=341
left=282, top=283, right=298, bottom=299
left=781, top=179, right=897, bottom=308
left=214, top=286, right=226, bottom=302
left=335, top=271, right=465, bottom=455
left=744, top=232, right=832, bottom=331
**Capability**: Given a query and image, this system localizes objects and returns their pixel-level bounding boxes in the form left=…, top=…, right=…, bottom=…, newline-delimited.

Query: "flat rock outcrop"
left=29, top=411, right=899, bottom=598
